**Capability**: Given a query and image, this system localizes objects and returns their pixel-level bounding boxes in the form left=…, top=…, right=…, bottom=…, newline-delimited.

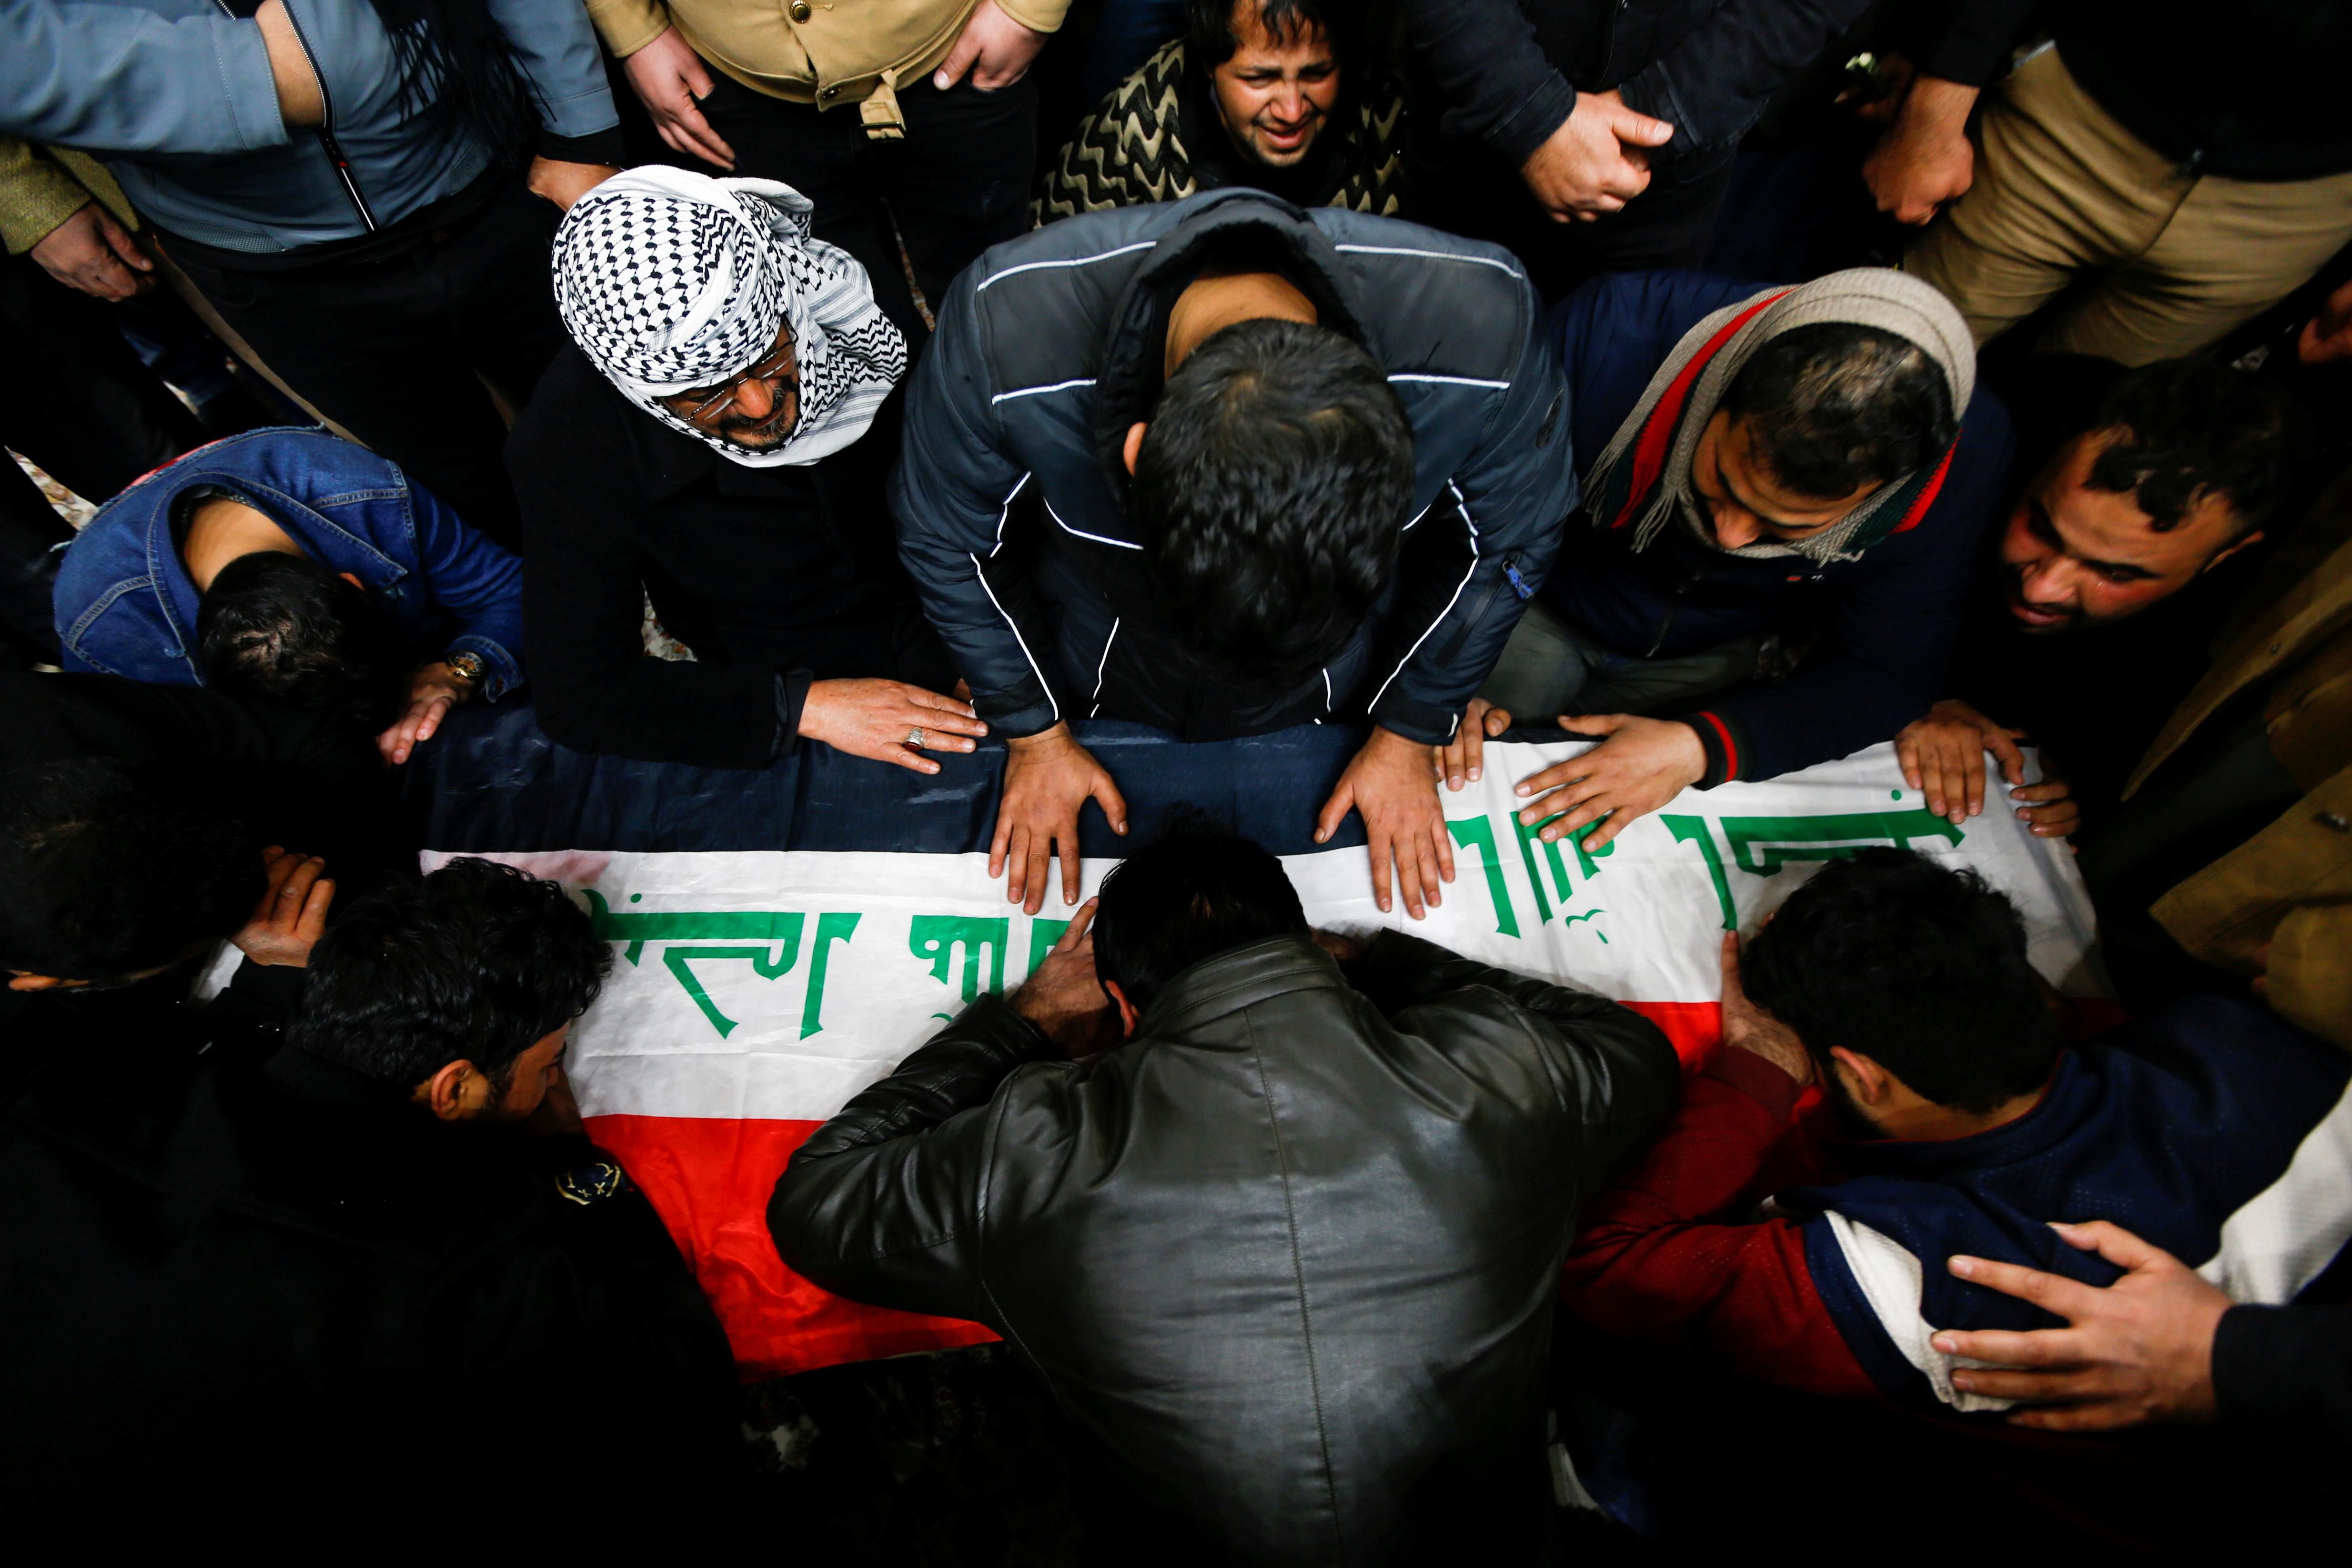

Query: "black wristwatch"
left=554, top=1159, right=631, bottom=1206
left=443, top=650, right=488, bottom=687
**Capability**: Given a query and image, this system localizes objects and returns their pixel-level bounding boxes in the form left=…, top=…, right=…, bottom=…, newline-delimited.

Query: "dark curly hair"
left=1739, top=848, right=2061, bottom=1116
left=1135, top=318, right=1412, bottom=683
left=196, top=552, right=398, bottom=725
left=1187, top=0, right=1355, bottom=69
left=288, top=858, right=612, bottom=1089
left=1722, top=323, right=1958, bottom=501
left=2083, top=359, right=2301, bottom=536
left=1092, top=812, right=1307, bottom=1012
left=0, top=760, right=259, bottom=981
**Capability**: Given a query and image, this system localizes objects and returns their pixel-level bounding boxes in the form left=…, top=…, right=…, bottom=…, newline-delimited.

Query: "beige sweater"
left=588, top=0, right=1070, bottom=139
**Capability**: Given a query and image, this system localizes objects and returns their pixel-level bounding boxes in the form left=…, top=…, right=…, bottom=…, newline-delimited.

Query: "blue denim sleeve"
left=408, top=478, right=527, bottom=699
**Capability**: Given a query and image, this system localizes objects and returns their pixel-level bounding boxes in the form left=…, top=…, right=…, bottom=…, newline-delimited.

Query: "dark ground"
left=737, top=1345, right=1654, bottom=1565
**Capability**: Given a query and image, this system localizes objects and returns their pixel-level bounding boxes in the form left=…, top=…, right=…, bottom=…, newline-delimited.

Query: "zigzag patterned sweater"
left=1034, top=40, right=1406, bottom=226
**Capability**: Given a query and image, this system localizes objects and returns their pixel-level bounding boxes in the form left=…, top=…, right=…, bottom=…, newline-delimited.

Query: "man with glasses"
left=510, top=168, right=982, bottom=769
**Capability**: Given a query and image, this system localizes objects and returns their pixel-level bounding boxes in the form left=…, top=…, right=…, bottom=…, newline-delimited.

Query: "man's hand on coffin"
left=1317, top=725, right=1454, bottom=920
left=799, top=679, right=989, bottom=774
left=993, top=723, right=1129, bottom=915
left=1512, top=713, right=1706, bottom=852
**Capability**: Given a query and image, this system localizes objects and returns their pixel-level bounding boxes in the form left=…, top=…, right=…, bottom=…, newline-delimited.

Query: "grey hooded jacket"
left=891, top=189, right=1577, bottom=746
left=770, top=931, right=1678, bottom=1564
left=0, top=0, right=617, bottom=254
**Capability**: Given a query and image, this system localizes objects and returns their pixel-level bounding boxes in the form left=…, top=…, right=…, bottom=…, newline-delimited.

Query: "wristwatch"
left=443, top=650, right=488, bottom=687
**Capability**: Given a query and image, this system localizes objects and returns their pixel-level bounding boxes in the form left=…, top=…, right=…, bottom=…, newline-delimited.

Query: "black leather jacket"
left=770, top=931, right=1678, bottom=1564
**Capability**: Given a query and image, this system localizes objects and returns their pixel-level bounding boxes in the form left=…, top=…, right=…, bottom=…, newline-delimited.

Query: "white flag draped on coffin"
left=425, top=738, right=2098, bottom=1377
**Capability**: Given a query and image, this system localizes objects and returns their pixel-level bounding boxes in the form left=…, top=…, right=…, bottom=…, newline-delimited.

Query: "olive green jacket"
left=2140, top=473, right=2352, bottom=1047
left=0, top=140, right=135, bottom=257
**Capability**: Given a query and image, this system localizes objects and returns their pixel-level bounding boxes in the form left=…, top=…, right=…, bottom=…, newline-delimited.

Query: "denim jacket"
left=54, top=427, right=525, bottom=698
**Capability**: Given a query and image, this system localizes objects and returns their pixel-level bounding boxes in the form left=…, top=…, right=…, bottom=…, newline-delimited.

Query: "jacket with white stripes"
left=889, top=188, right=1574, bottom=744
left=1561, top=996, right=2352, bottom=1412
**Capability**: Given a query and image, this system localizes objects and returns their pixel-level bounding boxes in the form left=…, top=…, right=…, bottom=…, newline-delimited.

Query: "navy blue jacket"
left=1542, top=271, right=2013, bottom=785
left=892, top=190, right=1575, bottom=747
left=1402, top=0, right=1877, bottom=170
left=1793, top=997, right=2352, bottom=1412
left=1566, top=995, right=2352, bottom=1424
left=54, top=428, right=525, bottom=698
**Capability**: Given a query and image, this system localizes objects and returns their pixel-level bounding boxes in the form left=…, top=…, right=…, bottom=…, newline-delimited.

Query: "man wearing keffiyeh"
left=510, top=167, right=982, bottom=771
left=1437, top=267, right=2016, bottom=852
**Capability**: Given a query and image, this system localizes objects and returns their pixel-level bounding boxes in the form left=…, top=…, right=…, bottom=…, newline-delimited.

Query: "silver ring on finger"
left=905, top=726, right=926, bottom=749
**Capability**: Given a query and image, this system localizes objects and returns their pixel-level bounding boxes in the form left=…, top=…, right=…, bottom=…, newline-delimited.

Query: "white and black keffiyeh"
left=552, top=166, right=907, bottom=468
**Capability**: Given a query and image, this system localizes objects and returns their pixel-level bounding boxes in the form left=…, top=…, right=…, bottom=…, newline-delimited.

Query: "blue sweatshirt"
left=1542, top=270, right=2014, bottom=786
left=0, top=0, right=617, bottom=254
left=53, top=427, right=525, bottom=698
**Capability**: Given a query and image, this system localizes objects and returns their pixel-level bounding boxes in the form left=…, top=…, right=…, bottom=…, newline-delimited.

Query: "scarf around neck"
left=552, top=166, right=908, bottom=468
left=1581, top=269, right=1976, bottom=565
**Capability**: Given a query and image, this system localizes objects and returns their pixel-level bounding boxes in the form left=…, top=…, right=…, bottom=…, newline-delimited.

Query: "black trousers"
left=692, top=71, right=1038, bottom=344
left=166, top=178, right=565, bottom=548
left=2, top=254, right=203, bottom=661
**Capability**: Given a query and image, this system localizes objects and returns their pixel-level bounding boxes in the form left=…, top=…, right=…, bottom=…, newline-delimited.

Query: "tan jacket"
left=2140, top=471, right=2352, bottom=1046
left=587, top=0, right=1070, bottom=139
left=0, top=139, right=136, bottom=256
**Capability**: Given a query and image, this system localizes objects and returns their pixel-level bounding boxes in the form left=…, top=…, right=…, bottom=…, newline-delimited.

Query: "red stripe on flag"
left=1608, top=291, right=1792, bottom=531
left=586, top=1112, right=999, bottom=1379
left=593, top=999, right=1727, bottom=1378
left=1621, top=1000, right=1722, bottom=1067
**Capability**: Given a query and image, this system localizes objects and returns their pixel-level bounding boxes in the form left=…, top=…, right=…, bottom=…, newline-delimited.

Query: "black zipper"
left=221, top=0, right=377, bottom=232
left=1644, top=604, right=1677, bottom=658
left=1645, top=567, right=1697, bottom=658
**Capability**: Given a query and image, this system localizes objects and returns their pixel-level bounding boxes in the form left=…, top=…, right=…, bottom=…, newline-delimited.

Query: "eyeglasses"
left=676, top=340, right=798, bottom=423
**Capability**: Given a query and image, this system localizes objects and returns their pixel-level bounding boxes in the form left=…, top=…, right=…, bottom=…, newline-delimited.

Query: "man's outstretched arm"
left=891, top=264, right=1066, bottom=741
left=892, top=263, right=1126, bottom=912
left=1926, top=1221, right=2324, bottom=1432
left=1561, top=937, right=1879, bottom=1397
left=769, top=995, right=1054, bottom=1323
left=1328, top=285, right=1574, bottom=919
left=768, top=907, right=1110, bottom=1319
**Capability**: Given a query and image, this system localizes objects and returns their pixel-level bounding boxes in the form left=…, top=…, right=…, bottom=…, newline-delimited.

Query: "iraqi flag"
left=418, top=712, right=2097, bottom=1378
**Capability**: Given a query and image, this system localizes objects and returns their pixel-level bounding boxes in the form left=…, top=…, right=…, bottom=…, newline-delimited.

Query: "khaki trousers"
left=1905, top=46, right=2352, bottom=364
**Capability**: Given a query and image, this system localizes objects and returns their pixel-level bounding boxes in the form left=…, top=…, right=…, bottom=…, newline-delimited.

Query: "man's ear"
left=6, top=973, right=73, bottom=992
left=1827, top=1046, right=1889, bottom=1105
left=1103, top=979, right=1141, bottom=1040
left=336, top=571, right=365, bottom=592
left=1122, top=422, right=1148, bottom=477
left=414, top=1060, right=484, bottom=1122
left=2200, top=528, right=2265, bottom=575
